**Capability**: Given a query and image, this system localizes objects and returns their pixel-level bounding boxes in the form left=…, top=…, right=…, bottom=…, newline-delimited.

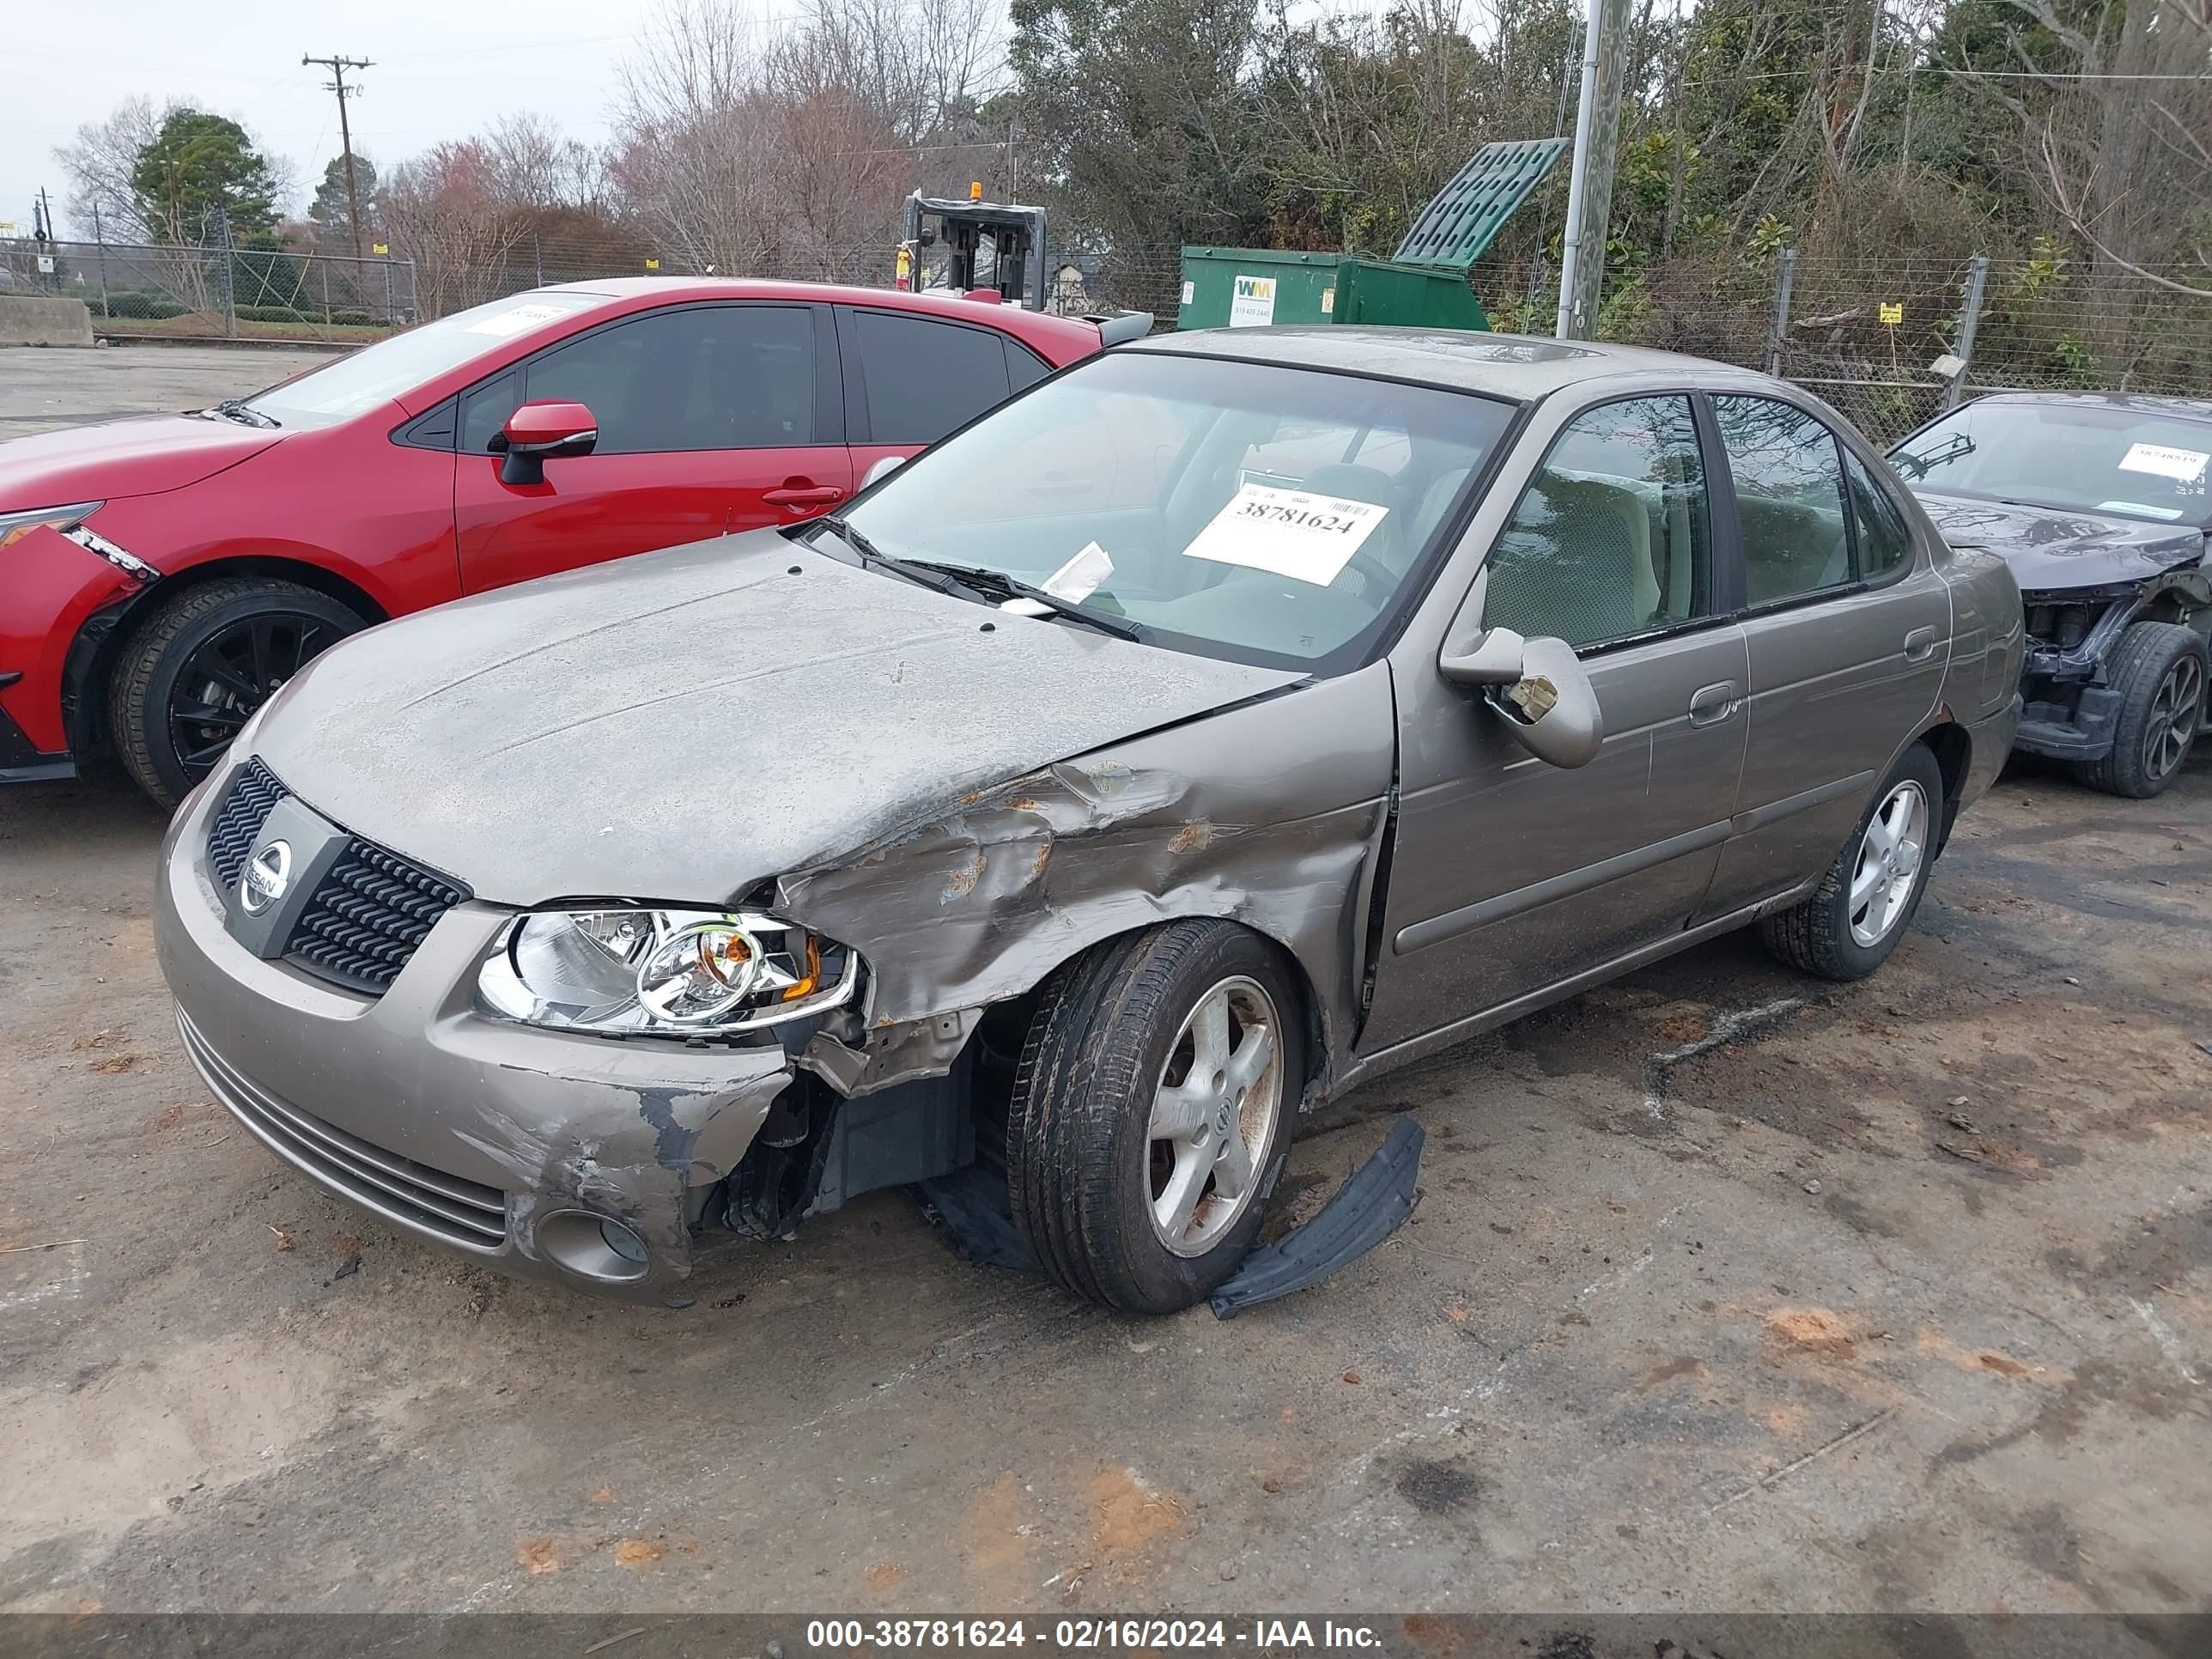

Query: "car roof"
left=535, top=276, right=1103, bottom=349
left=1124, top=326, right=1786, bottom=402
left=1956, top=389, right=2212, bottom=425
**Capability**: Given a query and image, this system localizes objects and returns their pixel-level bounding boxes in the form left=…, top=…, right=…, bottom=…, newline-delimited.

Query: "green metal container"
left=1176, top=248, right=1491, bottom=332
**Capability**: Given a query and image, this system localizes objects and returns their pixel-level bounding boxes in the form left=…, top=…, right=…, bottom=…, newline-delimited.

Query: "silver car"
left=155, top=331, right=2023, bottom=1314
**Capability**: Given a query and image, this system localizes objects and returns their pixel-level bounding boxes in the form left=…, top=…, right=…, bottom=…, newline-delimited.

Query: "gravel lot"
left=2, top=343, right=2207, bottom=1621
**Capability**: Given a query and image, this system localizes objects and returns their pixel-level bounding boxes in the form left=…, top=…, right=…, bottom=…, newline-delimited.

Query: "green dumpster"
left=1176, top=249, right=1491, bottom=332
left=1173, top=138, right=1570, bottom=335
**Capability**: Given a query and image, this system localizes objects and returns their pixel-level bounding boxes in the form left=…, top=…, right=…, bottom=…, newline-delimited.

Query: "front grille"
left=285, top=841, right=471, bottom=995
left=178, top=1008, right=507, bottom=1250
left=207, top=758, right=287, bottom=888
left=203, top=757, right=470, bottom=997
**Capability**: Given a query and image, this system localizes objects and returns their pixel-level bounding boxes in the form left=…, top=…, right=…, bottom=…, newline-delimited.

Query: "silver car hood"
left=252, top=531, right=1304, bottom=906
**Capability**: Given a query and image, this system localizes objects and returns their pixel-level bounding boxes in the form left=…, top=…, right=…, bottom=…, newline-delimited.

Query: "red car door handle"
left=763, top=485, right=845, bottom=507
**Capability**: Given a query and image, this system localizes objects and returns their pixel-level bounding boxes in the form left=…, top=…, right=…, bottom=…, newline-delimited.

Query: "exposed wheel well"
left=63, top=556, right=388, bottom=757
left=966, top=918, right=1330, bottom=1146
left=1917, top=720, right=1971, bottom=853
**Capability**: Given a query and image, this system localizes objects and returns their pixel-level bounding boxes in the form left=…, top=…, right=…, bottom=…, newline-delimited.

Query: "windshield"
left=240, top=292, right=605, bottom=428
left=830, top=350, right=1516, bottom=672
left=1890, top=399, right=2212, bottom=526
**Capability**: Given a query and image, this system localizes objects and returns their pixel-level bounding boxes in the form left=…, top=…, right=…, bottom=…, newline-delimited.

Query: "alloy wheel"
left=2142, top=651, right=2204, bottom=786
left=1848, top=780, right=1929, bottom=949
left=167, top=611, right=341, bottom=779
left=1145, top=975, right=1285, bottom=1256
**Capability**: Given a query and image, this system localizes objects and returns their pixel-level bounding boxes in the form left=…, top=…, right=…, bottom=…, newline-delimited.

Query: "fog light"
left=599, top=1218, right=648, bottom=1264
left=537, top=1209, right=653, bottom=1282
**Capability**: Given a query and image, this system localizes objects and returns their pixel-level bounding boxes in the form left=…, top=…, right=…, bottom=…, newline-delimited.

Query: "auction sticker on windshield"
left=1182, top=480, right=1388, bottom=586
left=2118, top=441, right=2209, bottom=483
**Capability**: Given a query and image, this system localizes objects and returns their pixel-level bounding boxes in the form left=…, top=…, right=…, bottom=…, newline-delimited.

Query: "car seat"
left=1482, top=475, right=1653, bottom=646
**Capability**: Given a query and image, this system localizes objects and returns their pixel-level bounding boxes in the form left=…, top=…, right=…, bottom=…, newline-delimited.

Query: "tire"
left=1007, top=921, right=1304, bottom=1315
left=1760, top=742, right=1946, bottom=982
left=108, top=576, right=367, bottom=809
left=2069, top=621, right=2206, bottom=800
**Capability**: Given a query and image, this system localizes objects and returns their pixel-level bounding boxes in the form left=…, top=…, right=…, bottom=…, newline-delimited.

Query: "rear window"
left=853, top=310, right=1012, bottom=445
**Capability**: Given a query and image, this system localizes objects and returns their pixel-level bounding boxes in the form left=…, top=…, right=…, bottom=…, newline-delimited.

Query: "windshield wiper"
left=205, top=398, right=278, bottom=429
left=900, top=560, right=1146, bottom=642
left=810, top=516, right=969, bottom=596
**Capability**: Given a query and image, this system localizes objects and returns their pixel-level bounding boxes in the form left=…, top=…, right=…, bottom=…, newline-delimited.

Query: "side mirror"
left=1447, top=633, right=1604, bottom=769
left=1437, top=626, right=1526, bottom=686
left=496, top=400, right=599, bottom=485
left=861, top=454, right=905, bottom=489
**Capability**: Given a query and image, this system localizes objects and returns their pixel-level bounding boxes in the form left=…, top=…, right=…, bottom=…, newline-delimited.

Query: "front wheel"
left=108, top=576, right=367, bottom=809
left=1008, top=921, right=1303, bottom=1314
left=2070, top=621, right=2205, bottom=800
left=1760, top=743, right=1945, bottom=982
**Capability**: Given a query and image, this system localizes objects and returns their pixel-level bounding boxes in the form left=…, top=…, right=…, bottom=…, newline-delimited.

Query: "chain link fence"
left=5, top=226, right=2202, bottom=447
left=0, top=235, right=419, bottom=342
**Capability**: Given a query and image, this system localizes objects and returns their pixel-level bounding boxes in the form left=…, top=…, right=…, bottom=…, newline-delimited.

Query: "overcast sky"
left=2, top=1, right=800, bottom=237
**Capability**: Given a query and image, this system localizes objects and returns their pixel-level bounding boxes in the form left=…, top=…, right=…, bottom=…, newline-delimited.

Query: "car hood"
left=1915, top=490, right=2207, bottom=592
left=0, top=413, right=281, bottom=507
left=253, top=530, right=1307, bottom=907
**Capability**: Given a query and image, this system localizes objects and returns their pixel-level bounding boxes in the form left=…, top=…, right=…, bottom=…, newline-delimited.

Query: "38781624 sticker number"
left=1180, top=481, right=1390, bottom=587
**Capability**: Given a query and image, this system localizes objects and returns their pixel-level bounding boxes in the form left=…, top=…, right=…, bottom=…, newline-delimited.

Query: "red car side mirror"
left=497, top=401, right=599, bottom=485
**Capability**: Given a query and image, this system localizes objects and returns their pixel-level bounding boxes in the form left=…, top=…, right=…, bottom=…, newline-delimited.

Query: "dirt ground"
left=1, top=343, right=2208, bottom=1620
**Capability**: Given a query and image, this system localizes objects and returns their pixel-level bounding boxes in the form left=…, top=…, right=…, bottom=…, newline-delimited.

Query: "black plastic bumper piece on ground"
left=1209, top=1117, right=1425, bottom=1319
left=2013, top=684, right=2121, bottom=762
left=913, top=1164, right=1038, bottom=1273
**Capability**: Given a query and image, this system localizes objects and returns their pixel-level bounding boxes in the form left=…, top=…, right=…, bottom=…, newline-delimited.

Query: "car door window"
left=853, top=310, right=1012, bottom=444
left=1712, top=395, right=1853, bottom=605
left=1843, top=449, right=1912, bottom=580
left=515, top=305, right=815, bottom=454
left=1483, top=394, right=1713, bottom=648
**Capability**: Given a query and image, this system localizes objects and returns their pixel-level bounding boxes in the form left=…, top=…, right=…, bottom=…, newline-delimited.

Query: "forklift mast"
left=897, top=189, right=1049, bottom=311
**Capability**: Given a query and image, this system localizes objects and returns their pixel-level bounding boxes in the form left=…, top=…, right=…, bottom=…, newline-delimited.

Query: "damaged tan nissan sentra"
left=155, top=330, right=2023, bottom=1314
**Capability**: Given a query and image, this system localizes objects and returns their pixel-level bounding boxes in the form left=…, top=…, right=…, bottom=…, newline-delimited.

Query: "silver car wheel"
left=1146, top=975, right=1284, bottom=1257
left=2144, top=651, right=2203, bottom=782
left=1848, top=780, right=1929, bottom=949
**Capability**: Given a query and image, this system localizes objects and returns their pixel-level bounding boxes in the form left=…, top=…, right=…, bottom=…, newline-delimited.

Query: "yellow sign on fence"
left=645, top=258, right=661, bottom=270
left=371, top=242, right=388, bottom=255
left=1879, top=301, right=1904, bottom=326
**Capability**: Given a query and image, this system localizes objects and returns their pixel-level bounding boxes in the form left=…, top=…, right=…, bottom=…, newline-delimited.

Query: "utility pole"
left=1554, top=0, right=1632, bottom=340
left=303, top=54, right=373, bottom=264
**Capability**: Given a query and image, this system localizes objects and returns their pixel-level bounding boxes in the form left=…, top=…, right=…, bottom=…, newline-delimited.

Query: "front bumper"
left=155, top=767, right=799, bottom=1306
left=0, top=696, right=74, bottom=781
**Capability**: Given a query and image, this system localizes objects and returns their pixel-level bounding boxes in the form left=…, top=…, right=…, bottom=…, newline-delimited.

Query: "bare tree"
left=53, top=95, right=170, bottom=239
left=1995, top=0, right=2212, bottom=292
left=380, top=141, right=536, bottom=315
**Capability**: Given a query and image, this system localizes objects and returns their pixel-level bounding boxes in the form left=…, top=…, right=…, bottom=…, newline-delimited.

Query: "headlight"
left=0, top=501, right=104, bottom=550
left=477, top=908, right=857, bottom=1036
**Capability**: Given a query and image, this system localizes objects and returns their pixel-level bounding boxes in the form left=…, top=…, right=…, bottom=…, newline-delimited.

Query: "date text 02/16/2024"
left=804, top=1620, right=1385, bottom=1650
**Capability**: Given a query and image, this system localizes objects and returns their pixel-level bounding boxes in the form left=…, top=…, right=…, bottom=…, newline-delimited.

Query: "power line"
left=303, top=54, right=373, bottom=264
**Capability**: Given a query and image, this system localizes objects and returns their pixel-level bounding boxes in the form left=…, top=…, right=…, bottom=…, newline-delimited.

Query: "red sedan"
left=1, top=280, right=1127, bottom=805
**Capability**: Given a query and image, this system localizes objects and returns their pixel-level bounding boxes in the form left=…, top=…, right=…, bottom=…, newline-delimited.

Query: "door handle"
left=1903, top=626, right=1941, bottom=664
left=1688, top=680, right=1741, bottom=726
left=763, top=485, right=845, bottom=507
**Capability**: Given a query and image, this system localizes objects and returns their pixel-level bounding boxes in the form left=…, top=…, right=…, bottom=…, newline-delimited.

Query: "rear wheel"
left=1760, top=743, right=1945, bottom=982
left=2070, top=621, right=2205, bottom=800
left=108, top=577, right=366, bottom=809
left=1007, top=921, right=1302, bottom=1314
